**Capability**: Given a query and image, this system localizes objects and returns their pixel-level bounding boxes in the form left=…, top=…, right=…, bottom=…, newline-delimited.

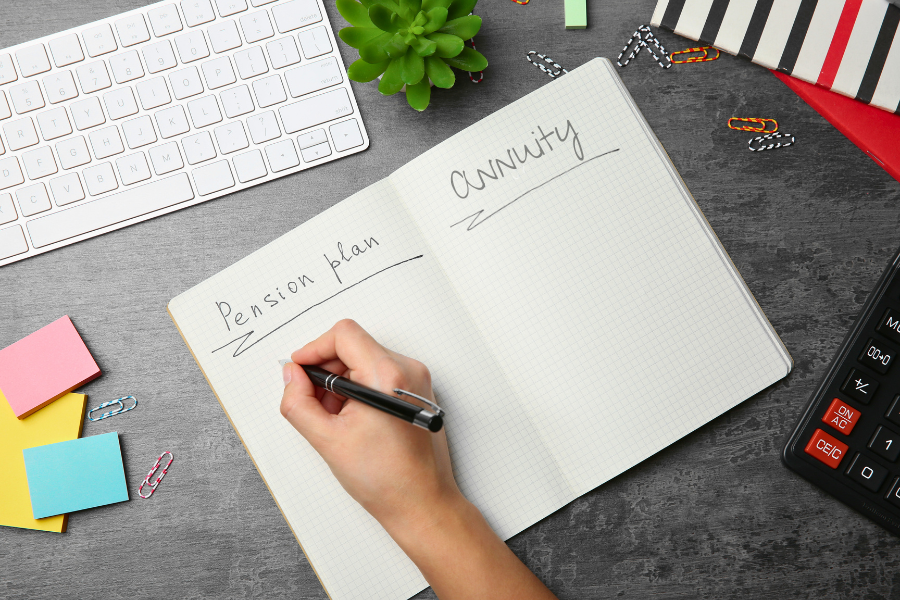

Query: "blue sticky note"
left=23, top=431, right=129, bottom=519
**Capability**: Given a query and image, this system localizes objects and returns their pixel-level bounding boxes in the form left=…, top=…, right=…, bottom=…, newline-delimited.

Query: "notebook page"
left=168, top=180, right=571, bottom=600
left=392, top=59, right=791, bottom=506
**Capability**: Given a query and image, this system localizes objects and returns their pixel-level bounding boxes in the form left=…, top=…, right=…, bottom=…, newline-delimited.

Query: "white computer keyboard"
left=0, top=0, right=368, bottom=267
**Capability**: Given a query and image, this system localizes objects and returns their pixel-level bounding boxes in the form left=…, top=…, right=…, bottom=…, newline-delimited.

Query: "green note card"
left=565, top=0, right=587, bottom=29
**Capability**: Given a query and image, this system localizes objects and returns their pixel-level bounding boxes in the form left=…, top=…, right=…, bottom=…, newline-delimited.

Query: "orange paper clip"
left=510, top=0, right=530, bottom=4
left=670, top=46, right=720, bottom=64
left=727, top=117, right=779, bottom=133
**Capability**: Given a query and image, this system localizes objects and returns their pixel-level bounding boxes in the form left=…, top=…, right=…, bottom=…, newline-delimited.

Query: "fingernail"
left=282, top=363, right=292, bottom=385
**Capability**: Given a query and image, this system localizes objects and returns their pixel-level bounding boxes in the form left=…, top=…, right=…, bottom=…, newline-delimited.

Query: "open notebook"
left=168, top=58, right=792, bottom=600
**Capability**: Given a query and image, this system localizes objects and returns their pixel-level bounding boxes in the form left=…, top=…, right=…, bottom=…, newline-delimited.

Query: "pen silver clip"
left=394, top=389, right=444, bottom=416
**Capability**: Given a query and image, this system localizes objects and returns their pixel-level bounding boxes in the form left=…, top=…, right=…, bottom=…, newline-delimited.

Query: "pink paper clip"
left=138, top=451, right=174, bottom=499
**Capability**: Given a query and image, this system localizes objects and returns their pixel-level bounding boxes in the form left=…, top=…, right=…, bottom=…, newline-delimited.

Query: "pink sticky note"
left=0, top=316, right=101, bottom=419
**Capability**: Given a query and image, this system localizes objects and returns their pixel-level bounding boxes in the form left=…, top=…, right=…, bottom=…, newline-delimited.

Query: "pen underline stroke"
left=451, top=149, right=621, bottom=231
left=211, top=255, right=425, bottom=358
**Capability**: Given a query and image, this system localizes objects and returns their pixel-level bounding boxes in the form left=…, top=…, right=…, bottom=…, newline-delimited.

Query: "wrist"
left=378, top=488, right=476, bottom=557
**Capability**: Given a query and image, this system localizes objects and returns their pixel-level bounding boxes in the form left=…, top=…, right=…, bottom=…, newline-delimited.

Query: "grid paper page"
left=392, top=58, right=792, bottom=526
left=167, top=180, right=572, bottom=600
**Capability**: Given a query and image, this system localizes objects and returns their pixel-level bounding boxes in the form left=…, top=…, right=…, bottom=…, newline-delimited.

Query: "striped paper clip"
left=87, top=395, right=137, bottom=421
left=728, top=117, right=778, bottom=133
left=749, top=132, right=795, bottom=152
left=670, top=46, right=720, bottom=64
left=138, top=451, right=174, bottom=499
left=617, top=26, right=672, bottom=69
left=467, top=37, right=484, bottom=83
left=509, top=0, right=530, bottom=4
left=526, top=51, right=568, bottom=78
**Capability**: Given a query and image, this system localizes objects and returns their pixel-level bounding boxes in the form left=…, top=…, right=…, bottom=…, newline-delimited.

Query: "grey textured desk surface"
left=2, top=0, right=900, bottom=598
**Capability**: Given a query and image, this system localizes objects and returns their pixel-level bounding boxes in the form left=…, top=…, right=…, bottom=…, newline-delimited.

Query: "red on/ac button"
left=822, top=398, right=861, bottom=434
left=804, top=428, right=849, bottom=469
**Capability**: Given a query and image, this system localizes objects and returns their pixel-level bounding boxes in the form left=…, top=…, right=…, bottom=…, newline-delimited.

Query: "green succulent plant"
left=336, top=0, right=488, bottom=111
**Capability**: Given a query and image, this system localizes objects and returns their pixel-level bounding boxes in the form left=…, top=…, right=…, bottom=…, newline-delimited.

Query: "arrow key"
left=329, top=118, right=363, bottom=152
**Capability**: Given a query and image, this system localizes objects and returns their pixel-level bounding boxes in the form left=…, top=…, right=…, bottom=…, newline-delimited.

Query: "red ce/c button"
left=804, top=428, right=849, bottom=468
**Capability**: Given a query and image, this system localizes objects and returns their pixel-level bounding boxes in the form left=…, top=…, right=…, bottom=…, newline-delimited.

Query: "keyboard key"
left=109, top=50, right=145, bottom=83
left=89, top=125, right=125, bottom=159
left=298, top=26, right=332, bottom=59
left=26, top=173, right=194, bottom=248
left=247, top=110, right=279, bottom=143
left=240, top=11, right=275, bottom=43
left=187, top=95, right=223, bottom=128
left=297, top=127, right=326, bottom=149
left=266, top=37, right=301, bottom=69
left=22, top=146, right=58, bottom=179
left=192, top=159, right=234, bottom=195
left=48, top=34, right=85, bottom=67
left=170, top=66, right=204, bottom=100
left=0, top=137, right=4, bottom=155
left=0, top=54, right=18, bottom=85
left=0, top=225, right=28, bottom=260
left=265, top=138, right=299, bottom=172
left=251, top=0, right=278, bottom=5
left=103, top=87, right=139, bottom=120
left=0, top=92, right=10, bottom=120
left=183, top=131, right=217, bottom=164
left=860, top=338, right=896, bottom=374
left=215, top=0, right=248, bottom=17
left=279, top=88, right=352, bottom=133
left=202, top=56, right=237, bottom=89
left=841, top=368, right=878, bottom=404
left=175, top=31, right=211, bottom=63
left=869, top=425, right=900, bottom=462
left=155, top=105, right=191, bottom=138
left=233, top=148, right=266, bottom=182
left=36, top=107, right=72, bottom=141
left=877, top=307, right=900, bottom=344
left=845, top=452, right=889, bottom=492
left=0, top=193, right=16, bottom=224
left=330, top=118, right=363, bottom=152
left=0, top=156, right=25, bottom=190
left=149, top=142, right=184, bottom=174
left=116, top=152, right=152, bottom=185
left=214, top=121, right=249, bottom=154
left=136, top=77, right=172, bottom=110
left=148, top=5, right=184, bottom=37
left=143, top=40, right=178, bottom=73
left=122, top=115, right=158, bottom=148
left=56, top=136, right=91, bottom=170
left=272, top=0, right=322, bottom=33
left=888, top=478, right=900, bottom=509
left=83, top=24, right=118, bottom=57
left=804, top=428, right=848, bottom=469
left=284, top=57, right=342, bottom=98
left=49, top=172, right=85, bottom=206
left=252, top=74, right=286, bottom=107
left=182, top=0, right=217, bottom=27
left=300, top=141, right=330, bottom=162
left=4, top=117, right=39, bottom=151
left=208, top=20, right=243, bottom=53
left=822, top=398, right=860, bottom=435
left=15, top=44, right=52, bottom=77
left=42, top=70, right=79, bottom=104
left=114, top=14, right=152, bottom=47
left=220, top=84, right=254, bottom=117
left=887, top=395, right=900, bottom=427
left=235, top=46, right=269, bottom=79
left=9, top=81, right=45, bottom=115
left=71, top=97, right=106, bottom=130
left=83, top=162, right=119, bottom=195
left=76, top=61, right=112, bottom=94
left=16, top=183, right=51, bottom=216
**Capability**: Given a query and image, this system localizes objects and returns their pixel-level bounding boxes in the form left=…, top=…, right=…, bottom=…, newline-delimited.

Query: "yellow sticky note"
left=0, top=390, right=87, bottom=532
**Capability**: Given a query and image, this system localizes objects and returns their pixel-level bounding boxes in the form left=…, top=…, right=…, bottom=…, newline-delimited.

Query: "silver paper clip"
left=88, top=395, right=137, bottom=421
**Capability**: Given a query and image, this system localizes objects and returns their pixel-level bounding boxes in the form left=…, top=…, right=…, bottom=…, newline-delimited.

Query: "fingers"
left=280, top=362, right=334, bottom=443
left=291, top=319, right=390, bottom=372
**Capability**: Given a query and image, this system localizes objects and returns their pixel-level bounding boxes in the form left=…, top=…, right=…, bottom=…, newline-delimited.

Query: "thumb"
left=280, top=362, right=333, bottom=445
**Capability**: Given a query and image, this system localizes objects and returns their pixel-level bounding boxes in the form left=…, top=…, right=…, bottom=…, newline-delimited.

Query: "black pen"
left=279, top=360, right=445, bottom=432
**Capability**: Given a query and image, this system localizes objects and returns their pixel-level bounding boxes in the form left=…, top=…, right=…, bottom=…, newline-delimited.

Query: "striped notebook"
left=651, top=0, right=900, bottom=114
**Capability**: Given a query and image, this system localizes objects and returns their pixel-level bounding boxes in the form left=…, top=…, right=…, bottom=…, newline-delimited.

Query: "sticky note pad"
left=565, top=0, right=587, bottom=29
left=0, top=316, right=101, bottom=418
left=23, top=431, right=128, bottom=519
left=0, top=391, right=87, bottom=532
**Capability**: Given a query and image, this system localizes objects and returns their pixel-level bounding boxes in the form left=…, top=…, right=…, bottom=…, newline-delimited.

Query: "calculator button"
left=845, top=452, right=889, bottom=492
left=841, top=368, right=878, bottom=404
left=822, top=398, right=861, bottom=435
left=877, top=308, right=900, bottom=344
left=869, top=425, right=900, bottom=462
left=887, top=478, right=900, bottom=509
left=859, top=338, right=896, bottom=375
left=804, top=429, right=849, bottom=469
left=887, top=395, right=900, bottom=427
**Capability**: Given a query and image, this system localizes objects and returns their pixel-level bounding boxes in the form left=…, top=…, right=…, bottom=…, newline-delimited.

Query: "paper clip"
left=87, top=395, right=137, bottom=421
left=617, top=26, right=672, bottom=69
left=749, top=132, right=795, bottom=152
left=670, top=46, right=719, bottom=64
left=509, top=0, right=530, bottom=4
left=467, top=37, right=484, bottom=83
left=728, top=117, right=778, bottom=133
left=139, top=451, right=174, bottom=498
left=526, top=51, right=568, bottom=78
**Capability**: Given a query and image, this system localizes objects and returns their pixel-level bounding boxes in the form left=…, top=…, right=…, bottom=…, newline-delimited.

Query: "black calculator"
left=783, top=248, right=900, bottom=535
